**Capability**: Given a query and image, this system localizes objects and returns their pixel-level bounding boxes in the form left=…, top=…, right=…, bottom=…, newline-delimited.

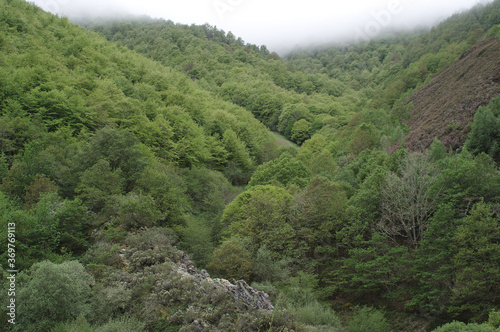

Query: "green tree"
left=56, top=198, right=92, bottom=255
left=135, top=161, right=188, bottom=226
left=207, top=237, right=254, bottom=281
left=81, top=127, right=151, bottom=190
left=450, top=202, right=500, bottom=319
left=434, top=151, right=500, bottom=212
left=248, top=152, right=311, bottom=188
left=465, top=98, right=500, bottom=162
left=16, top=261, right=94, bottom=332
left=222, top=129, right=254, bottom=184
left=219, top=185, right=294, bottom=253
left=290, top=177, right=348, bottom=265
left=432, top=321, right=497, bottom=332
left=22, top=173, right=58, bottom=208
left=291, top=119, right=312, bottom=144
left=76, top=159, right=124, bottom=212
left=408, top=203, right=459, bottom=315
left=347, top=306, right=390, bottom=332
left=105, top=193, right=161, bottom=230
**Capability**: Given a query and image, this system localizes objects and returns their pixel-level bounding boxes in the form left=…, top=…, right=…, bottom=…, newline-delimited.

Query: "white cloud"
left=31, top=0, right=494, bottom=53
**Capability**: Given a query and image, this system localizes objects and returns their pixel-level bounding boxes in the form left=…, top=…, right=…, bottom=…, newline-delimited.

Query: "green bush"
left=489, top=310, right=500, bottom=328
left=207, top=237, right=254, bottom=281
left=52, top=315, right=145, bottom=332
left=16, top=261, right=94, bottom=332
left=347, top=306, right=390, bottom=332
left=432, top=321, right=497, bottom=332
left=294, top=301, right=342, bottom=328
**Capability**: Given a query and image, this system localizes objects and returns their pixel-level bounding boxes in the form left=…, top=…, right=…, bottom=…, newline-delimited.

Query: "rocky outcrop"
left=176, top=252, right=274, bottom=311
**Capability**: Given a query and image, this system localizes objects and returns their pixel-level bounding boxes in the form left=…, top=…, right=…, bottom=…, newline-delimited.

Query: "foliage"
left=207, top=237, right=254, bottom=281
left=52, top=315, right=145, bottom=332
left=432, top=321, right=497, bottom=332
left=347, top=306, right=390, bottom=332
left=291, top=119, right=312, bottom=144
left=2, top=0, right=500, bottom=330
left=248, top=152, right=311, bottom=188
left=450, top=202, right=500, bottom=319
left=219, top=185, right=294, bottom=253
left=15, top=261, right=94, bottom=332
left=465, top=97, right=500, bottom=163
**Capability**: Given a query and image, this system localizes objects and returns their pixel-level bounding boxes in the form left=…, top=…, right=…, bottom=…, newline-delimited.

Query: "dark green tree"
left=465, top=98, right=500, bottom=163
left=450, top=202, right=500, bottom=319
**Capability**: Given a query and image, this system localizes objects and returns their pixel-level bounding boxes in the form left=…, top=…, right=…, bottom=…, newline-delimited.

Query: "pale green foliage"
left=274, top=272, right=343, bottom=330
left=465, top=98, right=500, bottom=162
left=222, top=129, right=254, bottom=184
left=135, top=161, right=188, bottom=226
left=427, top=138, right=447, bottom=162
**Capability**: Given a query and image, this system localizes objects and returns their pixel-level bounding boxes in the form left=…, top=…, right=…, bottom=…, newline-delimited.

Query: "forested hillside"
left=1, top=0, right=500, bottom=331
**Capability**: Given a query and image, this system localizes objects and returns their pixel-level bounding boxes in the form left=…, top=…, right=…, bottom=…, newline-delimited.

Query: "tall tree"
left=378, top=153, right=443, bottom=248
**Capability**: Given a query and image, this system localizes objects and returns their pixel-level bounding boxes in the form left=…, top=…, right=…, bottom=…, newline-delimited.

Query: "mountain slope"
left=391, top=36, right=500, bottom=152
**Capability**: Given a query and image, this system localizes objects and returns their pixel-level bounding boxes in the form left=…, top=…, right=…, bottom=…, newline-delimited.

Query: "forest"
left=1, top=0, right=500, bottom=331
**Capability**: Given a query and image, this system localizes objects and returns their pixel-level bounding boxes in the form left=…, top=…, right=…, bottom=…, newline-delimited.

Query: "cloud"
left=31, top=0, right=493, bottom=53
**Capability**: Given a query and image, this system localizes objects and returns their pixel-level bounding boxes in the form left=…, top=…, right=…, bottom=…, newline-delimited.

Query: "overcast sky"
left=32, top=0, right=493, bottom=53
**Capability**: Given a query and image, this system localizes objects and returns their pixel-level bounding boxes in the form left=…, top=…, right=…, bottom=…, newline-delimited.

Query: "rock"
left=121, top=246, right=275, bottom=311
left=176, top=253, right=274, bottom=311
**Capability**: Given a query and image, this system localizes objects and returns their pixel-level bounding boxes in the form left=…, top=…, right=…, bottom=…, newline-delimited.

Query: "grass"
left=272, top=132, right=298, bottom=148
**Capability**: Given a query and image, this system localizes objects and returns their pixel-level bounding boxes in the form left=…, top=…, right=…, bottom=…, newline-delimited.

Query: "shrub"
left=347, top=306, right=390, bottom=332
left=207, top=237, right=254, bottom=281
left=16, top=261, right=94, bottom=332
left=432, top=321, right=497, bottom=332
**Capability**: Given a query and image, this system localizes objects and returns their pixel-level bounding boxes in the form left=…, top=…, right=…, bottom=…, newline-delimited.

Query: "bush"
left=253, top=245, right=291, bottom=282
left=207, top=237, right=254, bottom=281
left=16, top=261, right=94, bottom=332
left=52, top=315, right=145, bottom=332
left=294, top=301, right=342, bottom=328
left=105, top=193, right=161, bottom=230
left=347, top=306, right=390, bottom=332
left=432, top=321, right=497, bottom=332
left=489, top=310, right=500, bottom=328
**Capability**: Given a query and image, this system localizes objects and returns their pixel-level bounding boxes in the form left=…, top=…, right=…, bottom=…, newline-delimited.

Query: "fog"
left=31, top=0, right=494, bottom=53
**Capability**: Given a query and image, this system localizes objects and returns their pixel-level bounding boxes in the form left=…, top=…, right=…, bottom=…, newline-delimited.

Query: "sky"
left=31, top=0, right=494, bottom=53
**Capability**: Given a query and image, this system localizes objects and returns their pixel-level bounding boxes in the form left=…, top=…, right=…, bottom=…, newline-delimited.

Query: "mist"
left=31, top=0, right=494, bottom=53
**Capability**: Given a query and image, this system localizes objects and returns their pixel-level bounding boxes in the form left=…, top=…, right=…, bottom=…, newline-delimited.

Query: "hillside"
left=1, top=0, right=500, bottom=331
left=392, top=36, right=500, bottom=152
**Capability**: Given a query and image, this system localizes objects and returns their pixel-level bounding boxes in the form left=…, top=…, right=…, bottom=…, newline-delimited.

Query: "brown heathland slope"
left=390, top=36, right=500, bottom=153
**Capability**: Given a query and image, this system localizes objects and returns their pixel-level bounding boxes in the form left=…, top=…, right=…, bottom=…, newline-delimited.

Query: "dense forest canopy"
left=1, top=0, right=500, bottom=331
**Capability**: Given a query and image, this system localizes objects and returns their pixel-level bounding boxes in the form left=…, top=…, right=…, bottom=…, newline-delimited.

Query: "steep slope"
left=0, top=1, right=291, bottom=330
left=0, top=0, right=275, bottom=183
left=82, top=18, right=349, bottom=143
left=391, top=36, right=500, bottom=152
